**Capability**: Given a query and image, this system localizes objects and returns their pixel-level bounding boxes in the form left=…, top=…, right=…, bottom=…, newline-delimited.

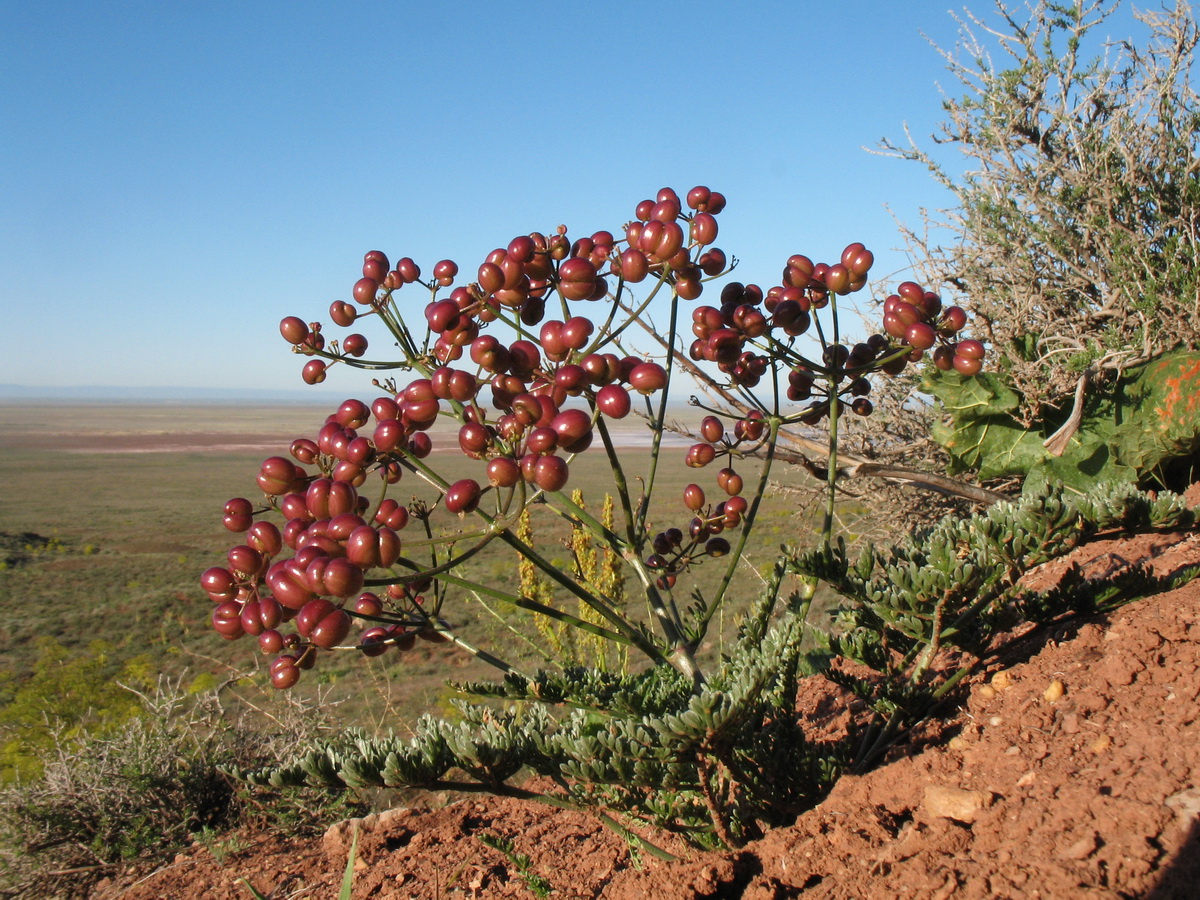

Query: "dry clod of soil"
left=96, top=505, right=1200, bottom=899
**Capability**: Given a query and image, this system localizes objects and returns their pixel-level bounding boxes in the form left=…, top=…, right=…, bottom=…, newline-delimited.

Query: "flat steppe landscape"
left=0, top=401, right=801, bottom=724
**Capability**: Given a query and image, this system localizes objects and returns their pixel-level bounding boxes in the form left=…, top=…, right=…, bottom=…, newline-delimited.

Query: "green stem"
left=696, top=416, right=781, bottom=641
left=593, top=413, right=640, bottom=546
left=821, top=295, right=842, bottom=554
left=495, top=529, right=666, bottom=666
left=540, top=487, right=630, bottom=552
left=634, top=285, right=682, bottom=541
left=432, top=623, right=532, bottom=681
left=434, top=571, right=636, bottom=647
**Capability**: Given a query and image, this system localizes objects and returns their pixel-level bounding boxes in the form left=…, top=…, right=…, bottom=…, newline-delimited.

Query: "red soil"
left=94, top=499, right=1200, bottom=899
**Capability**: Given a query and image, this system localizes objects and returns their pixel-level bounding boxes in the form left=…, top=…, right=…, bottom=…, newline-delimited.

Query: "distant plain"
left=0, top=402, right=833, bottom=730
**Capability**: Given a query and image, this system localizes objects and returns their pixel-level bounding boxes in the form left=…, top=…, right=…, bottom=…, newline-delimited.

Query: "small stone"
left=988, top=715, right=1003, bottom=727
left=949, top=736, right=970, bottom=751
left=991, top=670, right=1012, bottom=691
left=1165, top=787, right=1200, bottom=823
left=1089, top=734, right=1112, bottom=754
left=1043, top=679, right=1065, bottom=702
left=1016, top=771, right=1037, bottom=787
left=976, top=684, right=997, bottom=701
left=922, top=785, right=993, bottom=824
left=1060, top=831, right=1098, bottom=860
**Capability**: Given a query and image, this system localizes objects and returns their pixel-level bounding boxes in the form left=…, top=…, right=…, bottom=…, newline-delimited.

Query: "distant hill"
left=0, top=384, right=344, bottom=404
left=0, top=383, right=701, bottom=415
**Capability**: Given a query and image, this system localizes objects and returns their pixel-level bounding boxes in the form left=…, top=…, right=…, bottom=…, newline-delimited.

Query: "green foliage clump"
left=0, top=672, right=369, bottom=897
left=229, top=575, right=832, bottom=849
left=228, top=483, right=1196, bottom=847
left=796, top=482, right=1196, bottom=765
left=0, top=638, right=154, bottom=784
left=884, top=0, right=1200, bottom=425
left=924, top=349, right=1200, bottom=493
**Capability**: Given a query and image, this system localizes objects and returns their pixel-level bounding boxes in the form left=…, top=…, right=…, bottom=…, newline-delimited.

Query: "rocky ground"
left=93, top=495, right=1200, bottom=899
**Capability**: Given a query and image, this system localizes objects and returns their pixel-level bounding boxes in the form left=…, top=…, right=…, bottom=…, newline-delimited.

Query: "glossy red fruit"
left=595, top=383, right=631, bottom=419
left=433, top=259, right=459, bottom=286
left=212, top=601, right=244, bottom=639
left=686, top=442, right=717, bottom=468
left=684, top=483, right=706, bottom=511
left=357, top=626, right=391, bottom=657
left=533, top=455, right=569, bottom=492
left=392, top=258, right=418, bottom=283
left=330, top=301, right=357, bottom=327
left=551, top=408, right=593, bottom=453
left=265, top=561, right=314, bottom=610
left=486, top=456, right=521, bottom=488
left=628, top=362, right=667, bottom=394
left=445, top=479, right=482, bottom=514
left=675, top=274, right=702, bottom=300
left=352, top=277, right=378, bottom=305
left=201, top=566, right=238, bottom=602
left=296, top=597, right=335, bottom=637
left=613, top=247, right=647, bottom=284
left=289, top=438, right=319, bottom=464
left=508, top=340, right=541, bottom=377
left=426, top=299, right=461, bottom=333
left=270, top=654, right=301, bottom=689
left=335, top=399, right=370, bottom=428
left=717, top=468, right=744, bottom=496
left=905, top=322, right=937, bottom=351
left=824, top=263, right=852, bottom=295
left=258, top=456, right=299, bottom=495
left=258, top=630, right=284, bottom=654
left=280, top=316, right=309, bottom=344
left=894, top=281, right=921, bottom=304
left=956, top=339, right=986, bottom=360
left=941, top=306, right=968, bottom=333
left=560, top=316, right=594, bottom=351
left=723, top=495, right=748, bottom=524
left=686, top=185, right=711, bottom=210
left=931, top=346, right=955, bottom=371
left=225, top=547, right=264, bottom=580
left=301, top=359, right=327, bottom=385
left=953, top=354, right=983, bottom=376
left=310, top=608, right=352, bottom=649
left=690, top=213, right=718, bottom=246
left=734, top=415, right=763, bottom=441
left=700, top=416, right=723, bottom=443
left=354, top=592, right=384, bottom=617
left=526, top=426, right=558, bottom=455
left=408, top=433, right=433, bottom=458
left=557, top=257, right=598, bottom=301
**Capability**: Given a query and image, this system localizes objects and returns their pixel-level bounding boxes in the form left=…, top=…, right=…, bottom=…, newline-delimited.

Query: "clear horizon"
left=2, top=1, right=1150, bottom=400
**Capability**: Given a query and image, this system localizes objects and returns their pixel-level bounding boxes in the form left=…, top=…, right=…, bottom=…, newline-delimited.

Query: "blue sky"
left=0, top=1, right=1146, bottom=399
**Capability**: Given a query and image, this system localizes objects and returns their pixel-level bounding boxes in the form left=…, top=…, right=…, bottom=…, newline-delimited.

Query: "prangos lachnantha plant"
left=203, top=185, right=988, bottom=844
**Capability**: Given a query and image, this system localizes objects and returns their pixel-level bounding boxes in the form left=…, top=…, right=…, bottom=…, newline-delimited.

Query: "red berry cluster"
left=206, top=185, right=988, bottom=688
left=881, top=282, right=982, bottom=375
left=635, top=412, right=764, bottom=589
left=202, top=402, right=446, bottom=687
